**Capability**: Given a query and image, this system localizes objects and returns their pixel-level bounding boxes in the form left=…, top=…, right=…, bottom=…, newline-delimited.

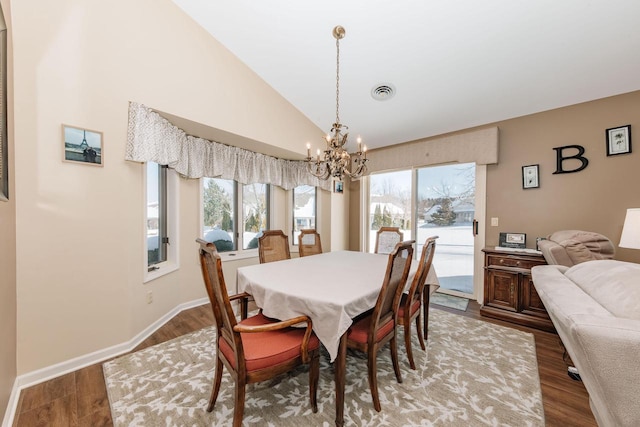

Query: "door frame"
left=361, top=164, right=486, bottom=304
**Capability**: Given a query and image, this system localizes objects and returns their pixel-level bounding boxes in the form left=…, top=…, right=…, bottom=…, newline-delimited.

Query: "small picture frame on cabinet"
left=499, top=232, right=526, bottom=249
left=522, top=164, right=539, bottom=189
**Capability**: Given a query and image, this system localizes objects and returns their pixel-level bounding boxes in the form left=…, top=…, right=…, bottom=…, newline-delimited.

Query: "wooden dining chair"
left=374, top=226, right=404, bottom=254
left=197, top=239, right=320, bottom=427
left=258, top=229, right=291, bottom=263
left=298, top=229, right=323, bottom=257
left=398, top=236, right=438, bottom=370
left=347, top=240, right=415, bottom=412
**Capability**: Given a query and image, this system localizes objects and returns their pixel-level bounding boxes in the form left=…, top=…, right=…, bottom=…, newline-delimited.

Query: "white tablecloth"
left=237, top=250, right=439, bottom=361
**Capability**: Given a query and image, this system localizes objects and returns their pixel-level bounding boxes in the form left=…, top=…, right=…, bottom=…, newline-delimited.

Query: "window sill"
left=218, top=249, right=259, bottom=262
left=215, top=248, right=300, bottom=262
left=144, top=261, right=179, bottom=283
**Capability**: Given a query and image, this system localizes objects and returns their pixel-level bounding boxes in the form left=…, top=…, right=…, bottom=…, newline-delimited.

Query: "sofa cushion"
left=564, top=260, right=640, bottom=320
left=540, top=230, right=615, bottom=266
left=562, top=238, right=601, bottom=264
left=549, top=230, right=615, bottom=258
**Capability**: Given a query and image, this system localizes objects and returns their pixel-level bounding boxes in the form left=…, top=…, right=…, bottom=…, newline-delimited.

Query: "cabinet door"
left=521, top=273, right=549, bottom=318
left=486, top=270, right=518, bottom=312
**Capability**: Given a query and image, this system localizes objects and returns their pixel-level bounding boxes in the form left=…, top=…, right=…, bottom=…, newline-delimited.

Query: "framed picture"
left=62, top=124, right=103, bottom=166
left=333, top=180, right=343, bottom=193
left=499, top=232, right=526, bottom=249
left=522, top=164, right=539, bottom=189
left=606, top=125, right=631, bottom=156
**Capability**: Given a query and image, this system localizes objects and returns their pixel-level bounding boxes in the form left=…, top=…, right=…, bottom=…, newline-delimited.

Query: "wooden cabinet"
left=480, top=248, right=555, bottom=332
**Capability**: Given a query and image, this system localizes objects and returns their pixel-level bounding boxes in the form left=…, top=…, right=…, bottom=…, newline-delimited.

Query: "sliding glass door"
left=368, top=162, right=480, bottom=299
left=416, top=163, right=476, bottom=298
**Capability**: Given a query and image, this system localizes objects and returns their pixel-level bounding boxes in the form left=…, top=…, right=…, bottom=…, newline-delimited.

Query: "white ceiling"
left=172, top=0, right=640, bottom=151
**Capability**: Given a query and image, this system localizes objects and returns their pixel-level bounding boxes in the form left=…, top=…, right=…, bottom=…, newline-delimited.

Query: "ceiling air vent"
left=371, top=83, right=396, bottom=101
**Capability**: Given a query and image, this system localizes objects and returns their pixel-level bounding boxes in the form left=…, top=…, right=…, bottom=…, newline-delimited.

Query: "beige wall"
left=486, top=91, right=640, bottom=262
left=0, top=0, right=15, bottom=419
left=9, top=0, right=322, bottom=375
left=356, top=91, right=640, bottom=263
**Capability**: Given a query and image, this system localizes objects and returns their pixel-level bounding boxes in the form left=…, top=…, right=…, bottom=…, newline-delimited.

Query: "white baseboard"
left=2, top=297, right=209, bottom=427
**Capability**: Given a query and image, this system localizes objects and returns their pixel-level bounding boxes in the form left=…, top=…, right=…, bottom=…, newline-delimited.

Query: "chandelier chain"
left=335, top=37, right=340, bottom=125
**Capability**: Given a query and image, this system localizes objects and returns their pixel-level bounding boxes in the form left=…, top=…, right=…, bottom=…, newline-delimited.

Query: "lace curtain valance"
left=125, top=102, right=331, bottom=191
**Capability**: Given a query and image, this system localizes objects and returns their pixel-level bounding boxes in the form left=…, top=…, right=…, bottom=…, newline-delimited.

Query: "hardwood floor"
left=12, top=301, right=597, bottom=426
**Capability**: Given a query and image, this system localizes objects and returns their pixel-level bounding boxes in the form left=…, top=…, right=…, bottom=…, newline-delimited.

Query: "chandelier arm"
left=307, top=160, right=331, bottom=180
left=342, top=160, right=367, bottom=179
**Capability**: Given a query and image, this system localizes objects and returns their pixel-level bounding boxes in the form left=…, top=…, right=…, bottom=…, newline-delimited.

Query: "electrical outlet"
left=491, top=217, right=499, bottom=227
left=146, top=290, right=153, bottom=304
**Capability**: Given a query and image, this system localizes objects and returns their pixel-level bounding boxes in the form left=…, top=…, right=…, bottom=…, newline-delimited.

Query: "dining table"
left=236, top=250, right=439, bottom=426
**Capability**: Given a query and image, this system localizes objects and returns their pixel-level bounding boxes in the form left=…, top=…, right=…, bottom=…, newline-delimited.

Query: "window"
left=202, top=178, right=236, bottom=251
left=147, top=162, right=167, bottom=266
left=369, top=170, right=412, bottom=252
left=242, top=183, right=269, bottom=249
left=202, top=178, right=270, bottom=252
left=292, top=185, right=316, bottom=245
left=145, top=162, right=178, bottom=280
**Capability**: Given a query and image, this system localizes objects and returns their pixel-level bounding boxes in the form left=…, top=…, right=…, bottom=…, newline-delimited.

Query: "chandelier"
left=306, top=25, right=368, bottom=181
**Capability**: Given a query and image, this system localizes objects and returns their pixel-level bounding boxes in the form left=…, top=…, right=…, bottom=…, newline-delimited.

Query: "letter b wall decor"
left=552, top=145, right=589, bottom=174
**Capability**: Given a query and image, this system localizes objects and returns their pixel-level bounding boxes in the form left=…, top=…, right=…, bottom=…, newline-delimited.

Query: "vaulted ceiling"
left=173, top=0, right=640, bottom=151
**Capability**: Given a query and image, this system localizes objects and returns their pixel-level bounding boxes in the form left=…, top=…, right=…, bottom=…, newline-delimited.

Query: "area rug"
left=430, top=292, right=470, bottom=311
left=103, top=309, right=543, bottom=426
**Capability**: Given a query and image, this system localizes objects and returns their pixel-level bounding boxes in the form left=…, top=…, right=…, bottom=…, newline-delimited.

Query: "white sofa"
left=531, top=260, right=640, bottom=427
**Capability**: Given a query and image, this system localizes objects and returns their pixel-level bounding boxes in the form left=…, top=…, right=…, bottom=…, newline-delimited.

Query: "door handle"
left=472, top=219, right=479, bottom=236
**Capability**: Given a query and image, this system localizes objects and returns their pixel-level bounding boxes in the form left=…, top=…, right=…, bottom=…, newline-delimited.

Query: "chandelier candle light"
left=306, top=25, right=368, bottom=181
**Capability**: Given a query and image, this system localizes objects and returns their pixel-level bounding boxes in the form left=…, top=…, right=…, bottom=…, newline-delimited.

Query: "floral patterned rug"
left=103, top=308, right=544, bottom=426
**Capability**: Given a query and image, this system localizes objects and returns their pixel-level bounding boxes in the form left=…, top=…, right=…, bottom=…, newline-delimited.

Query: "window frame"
left=292, top=185, right=317, bottom=246
left=200, top=178, right=271, bottom=259
left=241, top=182, right=270, bottom=250
left=144, top=162, right=179, bottom=283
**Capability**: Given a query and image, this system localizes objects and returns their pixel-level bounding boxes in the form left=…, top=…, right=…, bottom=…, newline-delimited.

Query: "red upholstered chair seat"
left=397, top=294, right=421, bottom=318
left=347, top=313, right=395, bottom=344
left=220, top=313, right=320, bottom=371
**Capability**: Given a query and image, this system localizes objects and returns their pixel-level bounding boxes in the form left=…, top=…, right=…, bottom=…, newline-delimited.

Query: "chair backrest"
left=369, top=240, right=415, bottom=339
left=406, top=236, right=438, bottom=306
left=375, top=226, right=404, bottom=254
left=258, top=230, right=291, bottom=263
left=298, top=229, right=323, bottom=257
left=197, top=239, right=244, bottom=367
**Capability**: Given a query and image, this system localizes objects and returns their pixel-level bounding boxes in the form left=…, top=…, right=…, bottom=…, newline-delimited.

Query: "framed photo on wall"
left=606, top=124, right=631, bottom=156
left=333, top=180, right=343, bottom=193
left=62, top=124, right=103, bottom=166
left=522, top=164, right=539, bottom=189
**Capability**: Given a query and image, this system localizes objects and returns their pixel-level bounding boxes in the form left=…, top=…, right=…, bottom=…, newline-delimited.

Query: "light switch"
left=491, top=217, right=499, bottom=227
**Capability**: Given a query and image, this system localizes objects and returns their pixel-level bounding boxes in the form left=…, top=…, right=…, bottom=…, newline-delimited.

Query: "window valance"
left=125, top=102, right=331, bottom=191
